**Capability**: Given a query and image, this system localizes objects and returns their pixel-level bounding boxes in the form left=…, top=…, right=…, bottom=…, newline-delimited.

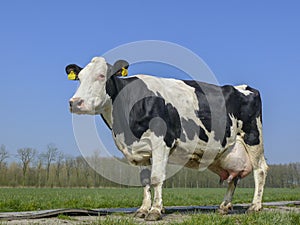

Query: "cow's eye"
left=97, top=74, right=105, bottom=80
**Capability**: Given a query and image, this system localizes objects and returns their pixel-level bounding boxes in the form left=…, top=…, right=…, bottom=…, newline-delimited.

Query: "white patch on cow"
left=113, top=133, right=129, bottom=157
left=136, top=75, right=200, bottom=120
left=137, top=184, right=151, bottom=215
left=168, top=135, right=203, bottom=166
left=113, top=132, right=146, bottom=165
left=149, top=135, right=170, bottom=180
left=131, top=130, right=154, bottom=158
left=237, top=119, right=243, bottom=131
left=114, top=130, right=169, bottom=166
left=225, top=114, right=239, bottom=143
left=168, top=130, right=227, bottom=170
left=234, top=84, right=252, bottom=96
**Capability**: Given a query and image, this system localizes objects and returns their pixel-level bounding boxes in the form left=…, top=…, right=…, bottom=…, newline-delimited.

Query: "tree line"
left=0, top=144, right=299, bottom=188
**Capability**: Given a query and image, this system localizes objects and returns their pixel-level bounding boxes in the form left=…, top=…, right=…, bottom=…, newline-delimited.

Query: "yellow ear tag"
left=68, top=71, right=77, bottom=80
left=121, top=67, right=128, bottom=77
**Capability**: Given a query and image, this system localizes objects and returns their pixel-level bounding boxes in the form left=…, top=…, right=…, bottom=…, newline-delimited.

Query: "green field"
left=0, top=187, right=299, bottom=212
left=0, top=188, right=299, bottom=224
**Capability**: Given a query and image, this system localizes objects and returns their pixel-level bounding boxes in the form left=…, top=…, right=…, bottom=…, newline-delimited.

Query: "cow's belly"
left=114, top=130, right=209, bottom=166
left=114, top=129, right=252, bottom=181
left=167, top=139, right=207, bottom=168
left=168, top=140, right=226, bottom=169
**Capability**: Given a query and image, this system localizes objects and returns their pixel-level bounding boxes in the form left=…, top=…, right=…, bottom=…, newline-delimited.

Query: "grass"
left=169, top=211, right=300, bottom=225
left=0, top=187, right=298, bottom=224
left=0, top=187, right=299, bottom=212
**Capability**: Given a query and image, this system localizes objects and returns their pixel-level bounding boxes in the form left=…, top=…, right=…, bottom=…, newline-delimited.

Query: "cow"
left=66, top=56, right=268, bottom=221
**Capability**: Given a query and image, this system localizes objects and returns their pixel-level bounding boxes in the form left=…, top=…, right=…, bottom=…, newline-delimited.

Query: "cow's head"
left=66, top=57, right=129, bottom=115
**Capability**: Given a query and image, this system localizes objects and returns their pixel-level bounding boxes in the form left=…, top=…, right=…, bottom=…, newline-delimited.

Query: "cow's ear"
left=65, top=64, right=83, bottom=80
left=111, top=60, right=129, bottom=77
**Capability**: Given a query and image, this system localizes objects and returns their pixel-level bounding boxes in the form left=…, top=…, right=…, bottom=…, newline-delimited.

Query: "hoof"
left=134, top=210, right=148, bottom=218
left=145, top=210, right=162, bottom=221
left=219, top=202, right=233, bottom=215
left=247, top=204, right=262, bottom=213
left=218, top=208, right=229, bottom=215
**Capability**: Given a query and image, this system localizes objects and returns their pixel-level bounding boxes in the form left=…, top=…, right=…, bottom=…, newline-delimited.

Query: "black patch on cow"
left=221, top=85, right=262, bottom=146
left=181, top=118, right=208, bottom=143
left=246, top=85, right=263, bottom=123
left=106, top=76, right=140, bottom=103
left=129, top=96, right=181, bottom=147
left=183, top=80, right=229, bottom=146
left=106, top=76, right=181, bottom=148
left=182, top=81, right=212, bottom=132
left=183, top=81, right=262, bottom=147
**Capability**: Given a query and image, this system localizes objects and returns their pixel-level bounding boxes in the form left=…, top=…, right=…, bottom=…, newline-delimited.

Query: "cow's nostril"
left=77, top=99, right=84, bottom=106
left=69, top=98, right=84, bottom=109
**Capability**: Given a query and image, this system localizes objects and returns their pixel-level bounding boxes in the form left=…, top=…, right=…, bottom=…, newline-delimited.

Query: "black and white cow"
left=66, top=57, right=268, bottom=221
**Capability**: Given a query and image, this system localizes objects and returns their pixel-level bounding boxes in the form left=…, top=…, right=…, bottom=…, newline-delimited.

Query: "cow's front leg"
left=145, top=141, right=170, bottom=221
left=145, top=182, right=163, bottom=221
left=135, top=184, right=151, bottom=218
left=135, top=169, right=151, bottom=218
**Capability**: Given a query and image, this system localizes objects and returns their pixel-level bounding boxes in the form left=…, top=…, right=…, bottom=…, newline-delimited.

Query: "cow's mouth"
left=70, top=107, right=81, bottom=114
left=69, top=105, right=91, bottom=114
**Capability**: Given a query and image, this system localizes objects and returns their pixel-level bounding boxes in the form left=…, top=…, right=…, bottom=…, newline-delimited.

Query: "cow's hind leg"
left=219, top=177, right=239, bottom=214
left=134, top=168, right=152, bottom=218
left=248, top=153, right=268, bottom=212
left=242, top=117, right=268, bottom=212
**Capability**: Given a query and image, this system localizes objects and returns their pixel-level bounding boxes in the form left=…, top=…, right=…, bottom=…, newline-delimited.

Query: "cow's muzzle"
left=69, top=97, right=85, bottom=113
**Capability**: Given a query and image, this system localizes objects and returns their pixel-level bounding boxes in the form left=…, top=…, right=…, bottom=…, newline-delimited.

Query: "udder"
left=209, top=138, right=253, bottom=182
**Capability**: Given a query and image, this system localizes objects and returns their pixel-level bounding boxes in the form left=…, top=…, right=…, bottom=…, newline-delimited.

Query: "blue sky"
left=0, top=1, right=299, bottom=164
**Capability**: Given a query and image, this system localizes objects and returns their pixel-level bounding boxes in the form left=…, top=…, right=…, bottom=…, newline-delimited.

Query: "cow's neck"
left=100, top=75, right=130, bottom=130
left=106, top=75, right=130, bottom=102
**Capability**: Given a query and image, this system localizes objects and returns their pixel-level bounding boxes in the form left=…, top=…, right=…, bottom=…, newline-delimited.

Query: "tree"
left=55, top=152, right=64, bottom=187
left=0, top=144, right=9, bottom=184
left=0, top=144, right=9, bottom=168
left=16, top=147, right=36, bottom=186
left=64, top=155, right=74, bottom=187
left=35, top=154, right=45, bottom=187
left=41, top=143, right=58, bottom=182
